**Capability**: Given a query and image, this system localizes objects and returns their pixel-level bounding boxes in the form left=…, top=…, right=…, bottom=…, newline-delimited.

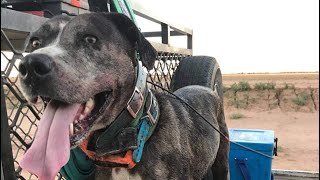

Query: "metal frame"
left=130, top=0, right=193, bottom=50
left=1, top=0, right=193, bottom=53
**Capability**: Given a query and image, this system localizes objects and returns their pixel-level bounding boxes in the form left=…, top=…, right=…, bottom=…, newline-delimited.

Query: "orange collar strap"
left=79, top=137, right=136, bottom=169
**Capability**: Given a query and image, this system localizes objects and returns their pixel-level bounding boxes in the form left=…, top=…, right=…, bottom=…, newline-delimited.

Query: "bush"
left=284, top=83, right=295, bottom=89
left=230, top=99, right=247, bottom=108
left=230, top=81, right=251, bottom=92
left=230, top=112, right=245, bottom=119
left=222, top=85, right=229, bottom=93
left=254, top=82, right=275, bottom=90
left=292, top=91, right=311, bottom=106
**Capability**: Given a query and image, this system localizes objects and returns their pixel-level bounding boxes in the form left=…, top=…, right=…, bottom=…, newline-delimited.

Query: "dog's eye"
left=84, top=35, right=97, bottom=44
left=31, top=39, right=41, bottom=48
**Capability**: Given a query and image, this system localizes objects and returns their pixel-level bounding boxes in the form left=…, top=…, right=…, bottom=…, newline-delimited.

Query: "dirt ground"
left=223, top=72, right=319, bottom=172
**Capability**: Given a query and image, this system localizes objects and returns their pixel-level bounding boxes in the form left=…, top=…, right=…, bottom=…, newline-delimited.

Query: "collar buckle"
left=145, top=90, right=158, bottom=125
left=127, top=87, right=144, bottom=119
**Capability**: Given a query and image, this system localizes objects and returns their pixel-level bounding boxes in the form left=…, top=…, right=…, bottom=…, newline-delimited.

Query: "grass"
left=277, top=146, right=284, bottom=153
left=229, top=99, right=247, bottom=108
left=292, top=91, right=311, bottom=106
left=269, top=99, right=279, bottom=107
left=222, top=85, right=229, bottom=93
left=284, top=83, right=295, bottom=89
left=223, top=90, right=234, bottom=98
left=230, top=81, right=251, bottom=92
left=230, top=112, right=245, bottom=119
left=254, top=82, right=276, bottom=90
left=249, top=97, right=257, bottom=103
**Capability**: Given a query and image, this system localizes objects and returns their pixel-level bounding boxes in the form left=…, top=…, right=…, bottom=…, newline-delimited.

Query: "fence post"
left=161, top=23, right=170, bottom=45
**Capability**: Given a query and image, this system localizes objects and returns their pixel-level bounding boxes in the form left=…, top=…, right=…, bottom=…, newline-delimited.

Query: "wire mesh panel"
left=1, top=29, right=189, bottom=179
left=1, top=29, right=46, bottom=180
left=148, top=51, right=188, bottom=91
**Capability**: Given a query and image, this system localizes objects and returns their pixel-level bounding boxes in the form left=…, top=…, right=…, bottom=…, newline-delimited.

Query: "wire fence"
left=1, top=28, right=189, bottom=179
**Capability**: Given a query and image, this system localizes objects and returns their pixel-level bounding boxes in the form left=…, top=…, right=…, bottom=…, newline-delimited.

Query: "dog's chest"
left=111, top=168, right=142, bottom=180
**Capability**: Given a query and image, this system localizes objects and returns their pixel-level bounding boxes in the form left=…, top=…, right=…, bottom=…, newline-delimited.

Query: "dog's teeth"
left=84, top=107, right=90, bottom=114
left=82, top=98, right=95, bottom=116
left=86, top=98, right=95, bottom=109
left=69, top=123, right=74, bottom=135
left=79, top=114, right=85, bottom=120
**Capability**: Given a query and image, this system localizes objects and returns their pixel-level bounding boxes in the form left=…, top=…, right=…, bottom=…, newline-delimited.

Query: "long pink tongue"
left=20, top=101, right=81, bottom=180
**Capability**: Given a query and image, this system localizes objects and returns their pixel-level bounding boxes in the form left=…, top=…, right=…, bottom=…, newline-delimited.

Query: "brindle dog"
left=18, top=13, right=229, bottom=180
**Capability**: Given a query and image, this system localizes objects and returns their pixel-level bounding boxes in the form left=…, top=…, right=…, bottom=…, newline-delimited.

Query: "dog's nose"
left=19, top=54, right=53, bottom=78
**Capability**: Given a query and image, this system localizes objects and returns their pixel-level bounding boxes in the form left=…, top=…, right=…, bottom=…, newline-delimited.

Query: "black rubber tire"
left=170, top=56, right=223, bottom=98
left=170, top=56, right=223, bottom=180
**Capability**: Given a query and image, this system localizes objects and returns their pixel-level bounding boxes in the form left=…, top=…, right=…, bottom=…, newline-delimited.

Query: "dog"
left=18, top=12, right=229, bottom=180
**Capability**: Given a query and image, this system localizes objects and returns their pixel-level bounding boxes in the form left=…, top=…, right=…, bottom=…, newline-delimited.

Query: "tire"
left=170, top=56, right=223, bottom=99
left=171, top=56, right=224, bottom=180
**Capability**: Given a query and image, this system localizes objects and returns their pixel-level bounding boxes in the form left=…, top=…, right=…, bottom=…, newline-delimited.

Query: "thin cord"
left=147, top=81, right=274, bottom=159
left=61, top=10, right=77, bottom=16
left=229, top=141, right=273, bottom=159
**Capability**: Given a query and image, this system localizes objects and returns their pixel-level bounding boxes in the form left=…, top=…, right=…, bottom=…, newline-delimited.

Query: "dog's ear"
left=106, top=13, right=157, bottom=70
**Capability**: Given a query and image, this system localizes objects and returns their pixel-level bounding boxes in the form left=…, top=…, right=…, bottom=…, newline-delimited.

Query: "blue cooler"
left=228, top=128, right=275, bottom=180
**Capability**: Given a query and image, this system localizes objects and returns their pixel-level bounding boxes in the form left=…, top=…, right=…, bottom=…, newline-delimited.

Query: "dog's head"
left=19, top=12, right=156, bottom=179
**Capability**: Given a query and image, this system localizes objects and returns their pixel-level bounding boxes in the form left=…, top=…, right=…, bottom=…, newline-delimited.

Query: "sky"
left=136, top=0, right=319, bottom=74
left=1, top=0, right=318, bottom=75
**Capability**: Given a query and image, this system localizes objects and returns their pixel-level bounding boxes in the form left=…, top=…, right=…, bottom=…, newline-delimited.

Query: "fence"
left=1, top=3, right=192, bottom=179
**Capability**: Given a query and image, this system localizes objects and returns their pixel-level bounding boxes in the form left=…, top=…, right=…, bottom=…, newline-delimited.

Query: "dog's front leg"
left=95, top=167, right=112, bottom=180
left=96, top=167, right=143, bottom=180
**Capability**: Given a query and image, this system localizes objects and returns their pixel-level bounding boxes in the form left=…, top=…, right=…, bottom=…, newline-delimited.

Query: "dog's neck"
left=79, top=61, right=160, bottom=169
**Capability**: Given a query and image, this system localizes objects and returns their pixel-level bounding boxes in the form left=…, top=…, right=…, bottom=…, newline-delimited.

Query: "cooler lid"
left=229, top=128, right=275, bottom=151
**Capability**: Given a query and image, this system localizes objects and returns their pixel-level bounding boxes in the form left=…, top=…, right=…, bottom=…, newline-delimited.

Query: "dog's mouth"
left=19, top=90, right=111, bottom=180
left=68, top=91, right=111, bottom=147
left=40, top=91, right=111, bottom=148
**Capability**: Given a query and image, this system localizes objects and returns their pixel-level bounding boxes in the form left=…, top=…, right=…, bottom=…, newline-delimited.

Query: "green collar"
left=94, top=61, right=159, bottom=158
